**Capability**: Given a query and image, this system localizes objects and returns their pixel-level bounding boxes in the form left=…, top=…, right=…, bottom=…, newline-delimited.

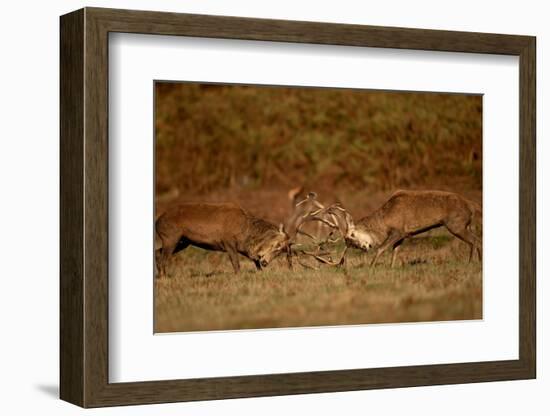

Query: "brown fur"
left=346, top=190, right=482, bottom=266
left=155, top=202, right=288, bottom=277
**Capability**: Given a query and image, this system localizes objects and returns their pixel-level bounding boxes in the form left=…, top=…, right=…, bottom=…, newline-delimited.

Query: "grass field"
left=154, top=234, right=482, bottom=333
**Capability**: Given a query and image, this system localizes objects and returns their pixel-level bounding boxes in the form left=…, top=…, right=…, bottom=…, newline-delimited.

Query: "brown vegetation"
left=155, top=83, right=482, bottom=196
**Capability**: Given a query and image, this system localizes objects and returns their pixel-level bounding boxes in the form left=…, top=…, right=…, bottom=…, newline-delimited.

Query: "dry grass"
left=155, top=235, right=482, bottom=333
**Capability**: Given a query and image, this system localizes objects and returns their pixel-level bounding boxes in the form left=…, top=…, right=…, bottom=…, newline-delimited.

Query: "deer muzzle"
left=345, top=231, right=373, bottom=251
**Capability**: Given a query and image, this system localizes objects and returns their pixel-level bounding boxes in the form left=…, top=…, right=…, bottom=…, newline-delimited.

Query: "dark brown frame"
left=60, top=7, right=536, bottom=408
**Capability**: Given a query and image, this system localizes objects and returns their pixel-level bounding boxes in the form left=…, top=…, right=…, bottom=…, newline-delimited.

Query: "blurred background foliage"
left=155, top=83, right=482, bottom=196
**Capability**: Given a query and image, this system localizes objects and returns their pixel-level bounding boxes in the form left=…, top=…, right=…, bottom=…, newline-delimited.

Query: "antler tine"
left=311, top=200, right=325, bottom=209
left=330, top=203, right=345, bottom=211
left=296, top=228, right=318, bottom=242
left=296, top=208, right=339, bottom=236
left=301, top=250, right=345, bottom=267
left=301, top=200, right=342, bottom=224
left=311, top=216, right=338, bottom=229
left=303, top=203, right=343, bottom=229
left=293, top=194, right=335, bottom=237
left=295, top=191, right=323, bottom=208
left=286, top=192, right=319, bottom=241
left=323, top=203, right=355, bottom=234
left=304, top=207, right=323, bottom=217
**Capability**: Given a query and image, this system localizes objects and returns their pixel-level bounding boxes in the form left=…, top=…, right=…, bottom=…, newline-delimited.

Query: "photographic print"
left=154, top=82, right=482, bottom=333
left=60, top=9, right=535, bottom=406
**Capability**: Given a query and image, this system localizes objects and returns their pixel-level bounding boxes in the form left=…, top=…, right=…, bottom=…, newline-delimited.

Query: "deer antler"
left=293, top=198, right=342, bottom=239
left=326, top=204, right=355, bottom=234
left=295, top=203, right=353, bottom=241
left=300, top=246, right=348, bottom=267
left=286, top=193, right=355, bottom=268
left=295, top=192, right=325, bottom=209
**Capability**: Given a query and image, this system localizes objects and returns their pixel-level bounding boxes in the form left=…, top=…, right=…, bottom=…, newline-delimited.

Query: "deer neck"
left=243, top=219, right=278, bottom=258
left=356, top=217, right=386, bottom=247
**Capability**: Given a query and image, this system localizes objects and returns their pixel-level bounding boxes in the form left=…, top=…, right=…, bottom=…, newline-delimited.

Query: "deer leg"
left=225, top=246, right=241, bottom=273
left=445, top=222, right=479, bottom=263
left=155, top=248, right=162, bottom=278
left=454, top=233, right=474, bottom=263
left=338, top=246, right=348, bottom=268
left=471, top=232, right=482, bottom=263
left=390, top=239, right=405, bottom=268
left=158, top=238, right=179, bottom=279
left=286, top=245, right=294, bottom=270
left=371, top=231, right=403, bottom=267
left=370, top=248, right=385, bottom=267
left=468, top=229, right=482, bottom=262
left=476, top=244, right=482, bottom=262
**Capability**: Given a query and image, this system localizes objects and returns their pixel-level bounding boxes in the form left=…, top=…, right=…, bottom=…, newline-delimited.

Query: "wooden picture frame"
left=60, top=7, right=536, bottom=408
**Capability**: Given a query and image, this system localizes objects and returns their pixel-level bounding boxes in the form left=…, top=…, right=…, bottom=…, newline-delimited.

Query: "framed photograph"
left=60, top=7, right=536, bottom=407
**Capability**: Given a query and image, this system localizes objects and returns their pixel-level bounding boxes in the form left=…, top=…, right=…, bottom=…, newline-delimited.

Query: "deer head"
left=254, top=223, right=290, bottom=267
left=326, top=205, right=374, bottom=251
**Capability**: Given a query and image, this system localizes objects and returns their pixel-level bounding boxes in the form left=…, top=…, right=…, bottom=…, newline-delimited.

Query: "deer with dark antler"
left=155, top=202, right=291, bottom=277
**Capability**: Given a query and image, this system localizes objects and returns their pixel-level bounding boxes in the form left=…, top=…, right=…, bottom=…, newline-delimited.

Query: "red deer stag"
left=155, top=202, right=290, bottom=277
left=329, top=190, right=482, bottom=267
